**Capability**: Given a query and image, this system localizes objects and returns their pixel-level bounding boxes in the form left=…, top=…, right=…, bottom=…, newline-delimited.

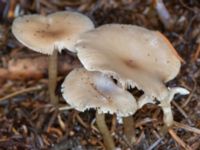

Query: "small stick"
left=135, top=129, right=145, bottom=145
left=172, top=101, right=193, bottom=125
left=168, top=128, right=192, bottom=150
left=153, top=0, right=173, bottom=30
left=75, top=113, right=89, bottom=129
left=96, top=112, right=115, bottom=150
left=57, top=114, right=66, bottom=131
left=0, top=85, right=43, bottom=102
left=135, top=118, right=157, bottom=128
left=147, top=138, right=163, bottom=150
left=173, top=121, right=200, bottom=135
left=179, top=0, right=196, bottom=12
left=58, top=105, right=73, bottom=111
left=90, top=118, right=99, bottom=133
left=182, top=80, right=196, bottom=108
left=45, top=109, right=59, bottom=131
left=152, top=129, right=164, bottom=144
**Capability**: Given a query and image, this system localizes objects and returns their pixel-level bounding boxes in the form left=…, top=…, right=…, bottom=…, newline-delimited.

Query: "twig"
left=59, top=105, right=73, bottom=111
left=168, top=128, right=192, bottom=150
left=91, top=118, right=100, bottom=133
left=8, top=0, right=16, bottom=19
left=153, top=0, right=173, bottom=30
left=0, top=85, right=44, bottom=102
left=39, top=0, right=58, bottom=11
left=179, top=0, right=197, bottom=13
left=75, top=113, right=89, bottom=129
left=184, top=14, right=199, bottom=40
left=182, top=80, right=196, bottom=108
left=135, top=118, right=157, bottom=128
left=135, top=129, right=145, bottom=145
left=173, top=121, right=200, bottom=135
left=57, top=114, right=66, bottom=131
left=152, top=129, right=165, bottom=144
left=47, top=127, right=63, bottom=138
left=191, top=138, right=200, bottom=150
left=45, top=109, right=59, bottom=131
left=147, top=137, right=163, bottom=150
left=172, top=101, right=193, bottom=125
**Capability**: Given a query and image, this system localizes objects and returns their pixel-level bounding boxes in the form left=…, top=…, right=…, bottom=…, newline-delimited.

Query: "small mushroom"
left=61, top=68, right=137, bottom=149
left=61, top=68, right=137, bottom=116
left=12, top=11, right=94, bottom=104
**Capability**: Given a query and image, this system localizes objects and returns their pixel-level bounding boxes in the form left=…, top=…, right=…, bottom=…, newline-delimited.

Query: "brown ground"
left=0, top=0, right=199, bottom=150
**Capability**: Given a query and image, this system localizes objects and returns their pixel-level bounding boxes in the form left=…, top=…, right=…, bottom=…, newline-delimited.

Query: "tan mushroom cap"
left=12, top=11, right=94, bottom=54
left=61, top=68, right=137, bottom=116
left=75, top=24, right=181, bottom=99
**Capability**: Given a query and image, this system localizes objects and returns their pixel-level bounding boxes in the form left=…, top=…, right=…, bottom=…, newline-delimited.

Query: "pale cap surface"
left=76, top=24, right=181, bottom=99
left=61, top=68, right=138, bottom=116
left=12, top=11, right=94, bottom=54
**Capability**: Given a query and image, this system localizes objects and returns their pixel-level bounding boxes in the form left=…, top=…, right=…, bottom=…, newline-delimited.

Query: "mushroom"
left=76, top=24, right=181, bottom=99
left=12, top=11, right=94, bottom=104
left=75, top=24, right=188, bottom=126
left=61, top=68, right=138, bottom=149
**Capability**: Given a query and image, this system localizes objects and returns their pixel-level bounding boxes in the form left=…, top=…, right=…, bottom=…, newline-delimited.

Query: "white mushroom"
left=61, top=68, right=138, bottom=149
left=61, top=68, right=137, bottom=116
left=75, top=24, right=188, bottom=126
left=12, top=11, right=94, bottom=104
left=75, top=24, right=181, bottom=100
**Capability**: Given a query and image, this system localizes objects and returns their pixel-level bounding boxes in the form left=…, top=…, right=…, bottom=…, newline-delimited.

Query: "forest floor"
left=0, top=0, right=199, bottom=150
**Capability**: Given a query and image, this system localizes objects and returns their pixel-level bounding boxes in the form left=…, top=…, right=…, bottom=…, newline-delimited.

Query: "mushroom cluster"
left=74, top=24, right=189, bottom=127
left=62, top=24, right=189, bottom=148
left=12, top=11, right=189, bottom=150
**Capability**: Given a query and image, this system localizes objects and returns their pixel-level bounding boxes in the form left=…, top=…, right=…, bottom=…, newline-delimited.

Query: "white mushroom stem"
left=48, top=50, right=59, bottom=105
left=123, top=116, right=136, bottom=144
left=96, top=112, right=115, bottom=150
left=159, top=87, right=189, bottom=126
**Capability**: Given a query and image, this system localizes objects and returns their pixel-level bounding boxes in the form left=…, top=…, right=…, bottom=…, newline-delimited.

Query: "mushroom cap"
left=75, top=24, right=181, bottom=99
left=61, top=68, right=138, bottom=117
left=12, top=11, right=94, bottom=54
